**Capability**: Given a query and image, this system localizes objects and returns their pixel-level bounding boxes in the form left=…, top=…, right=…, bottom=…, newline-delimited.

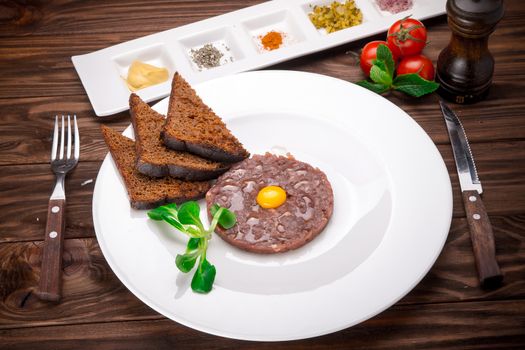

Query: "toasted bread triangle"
left=162, top=73, right=249, bottom=163
left=100, top=125, right=210, bottom=209
left=129, top=93, right=229, bottom=181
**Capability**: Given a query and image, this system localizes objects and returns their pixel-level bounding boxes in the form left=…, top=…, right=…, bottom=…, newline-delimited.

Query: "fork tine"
left=59, top=115, right=65, bottom=160
left=51, top=116, right=58, bottom=161
left=67, top=115, right=72, bottom=159
left=74, top=114, right=80, bottom=160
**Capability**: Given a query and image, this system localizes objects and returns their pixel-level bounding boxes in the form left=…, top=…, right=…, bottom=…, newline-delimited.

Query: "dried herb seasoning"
left=190, top=43, right=230, bottom=70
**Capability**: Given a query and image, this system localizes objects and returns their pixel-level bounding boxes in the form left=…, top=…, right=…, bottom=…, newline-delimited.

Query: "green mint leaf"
left=147, top=203, right=178, bottom=221
left=370, top=65, right=392, bottom=86
left=376, top=44, right=395, bottom=78
left=393, top=73, right=439, bottom=97
left=372, top=59, right=387, bottom=74
left=355, top=80, right=391, bottom=94
left=191, top=258, right=216, bottom=293
left=177, top=201, right=203, bottom=229
left=175, top=252, right=199, bottom=273
left=186, top=237, right=200, bottom=251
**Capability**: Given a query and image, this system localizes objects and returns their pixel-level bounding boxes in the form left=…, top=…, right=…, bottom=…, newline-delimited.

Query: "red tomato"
left=359, top=41, right=399, bottom=76
left=397, top=55, right=435, bottom=81
left=387, top=17, right=427, bottom=57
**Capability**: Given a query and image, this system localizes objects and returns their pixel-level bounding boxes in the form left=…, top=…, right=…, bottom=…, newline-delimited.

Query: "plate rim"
left=92, top=70, right=453, bottom=341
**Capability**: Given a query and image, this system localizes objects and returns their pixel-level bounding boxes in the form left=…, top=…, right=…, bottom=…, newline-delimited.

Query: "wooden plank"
left=0, top=31, right=375, bottom=98
left=1, top=2, right=524, bottom=104
left=0, top=92, right=524, bottom=167
left=0, top=0, right=522, bottom=40
left=2, top=140, right=525, bottom=242
left=0, top=96, right=130, bottom=165
left=0, top=0, right=264, bottom=38
left=0, top=215, right=523, bottom=329
left=441, top=141, right=525, bottom=218
left=0, top=140, right=524, bottom=243
left=0, top=238, right=158, bottom=329
left=0, top=1, right=523, bottom=348
left=0, top=33, right=148, bottom=98
left=405, top=215, right=525, bottom=304
left=1, top=27, right=524, bottom=104
left=0, top=162, right=98, bottom=243
left=0, top=300, right=524, bottom=349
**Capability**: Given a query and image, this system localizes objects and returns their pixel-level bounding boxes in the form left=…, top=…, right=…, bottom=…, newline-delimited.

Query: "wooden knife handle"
left=462, top=190, right=503, bottom=288
left=37, top=198, right=66, bottom=302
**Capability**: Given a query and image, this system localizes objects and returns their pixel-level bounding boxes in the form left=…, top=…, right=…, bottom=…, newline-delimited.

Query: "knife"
left=440, top=101, right=503, bottom=288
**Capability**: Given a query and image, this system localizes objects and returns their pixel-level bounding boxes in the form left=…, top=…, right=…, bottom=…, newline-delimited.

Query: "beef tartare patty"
left=206, top=153, right=334, bottom=253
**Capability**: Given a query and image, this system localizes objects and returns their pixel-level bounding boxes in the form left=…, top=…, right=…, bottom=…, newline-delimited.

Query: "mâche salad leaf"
left=148, top=201, right=236, bottom=293
left=177, top=201, right=204, bottom=230
left=210, top=203, right=237, bottom=229
left=191, top=258, right=216, bottom=293
left=356, top=44, right=439, bottom=97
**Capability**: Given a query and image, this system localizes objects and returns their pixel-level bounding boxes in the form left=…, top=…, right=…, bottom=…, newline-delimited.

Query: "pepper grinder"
left=436, top=0, right=504, bottom=104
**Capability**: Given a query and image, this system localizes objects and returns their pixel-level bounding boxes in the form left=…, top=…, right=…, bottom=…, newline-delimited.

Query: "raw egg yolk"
left=257, top=186, right=287, bottom=209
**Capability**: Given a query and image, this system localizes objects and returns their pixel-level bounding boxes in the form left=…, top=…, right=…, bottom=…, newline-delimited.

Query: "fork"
left=37, top=115, right=79, bottom=302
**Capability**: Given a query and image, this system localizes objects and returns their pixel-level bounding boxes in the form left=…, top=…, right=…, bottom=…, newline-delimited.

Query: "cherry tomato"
left=397, top=55, right=435, bottom=81
left=387, top=17, right=427, bottom=57
left=359, top=41, right=400, bottom=76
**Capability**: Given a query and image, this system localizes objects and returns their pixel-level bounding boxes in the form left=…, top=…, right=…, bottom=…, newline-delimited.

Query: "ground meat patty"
left=206, top=153, right=334, bottom=254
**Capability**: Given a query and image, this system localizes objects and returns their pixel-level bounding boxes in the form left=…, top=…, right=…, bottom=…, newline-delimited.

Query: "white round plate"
left=93, top=71, right=452, bottom=341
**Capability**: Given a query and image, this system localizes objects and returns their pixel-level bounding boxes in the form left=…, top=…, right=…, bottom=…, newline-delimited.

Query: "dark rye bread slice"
left=100, top=125, right=211, bottom=210
left=162, top=73, right=249, bottom=163
left=130, top=93, right=229, bottom=181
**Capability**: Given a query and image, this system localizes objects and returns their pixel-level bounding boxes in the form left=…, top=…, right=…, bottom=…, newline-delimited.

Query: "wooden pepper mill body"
left=437, top=0, right=504, bottom=104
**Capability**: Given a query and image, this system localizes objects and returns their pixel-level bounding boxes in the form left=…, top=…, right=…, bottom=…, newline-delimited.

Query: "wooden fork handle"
left=462, top=190, right=503, bottom=288
left=37, top=198, right=66, bottom=302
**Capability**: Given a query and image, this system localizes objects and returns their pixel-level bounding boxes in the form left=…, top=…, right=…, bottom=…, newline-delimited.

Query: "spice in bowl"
left=189, top=42, right=233, bottom=71
left=255, top=30, right=296, bottom=52
left=260, top=31, right=284, bottom=51
left=308, top=1, right=363, bottom=34
left=375, top=0, right=413, bottom=14
left=124, top=60, right=169, bottom=92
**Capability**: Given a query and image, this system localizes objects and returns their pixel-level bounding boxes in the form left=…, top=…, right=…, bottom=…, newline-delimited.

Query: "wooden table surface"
left=1, top=0, right=524, bottom=348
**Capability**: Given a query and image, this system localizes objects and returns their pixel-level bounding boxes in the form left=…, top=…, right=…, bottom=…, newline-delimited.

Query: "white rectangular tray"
left=72, top=0, right=446, bottom=117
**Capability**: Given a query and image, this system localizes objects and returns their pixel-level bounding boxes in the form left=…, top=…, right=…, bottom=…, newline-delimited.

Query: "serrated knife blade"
left=439, top=101, right=502, bottom=288
left=439, top=101, right=482, bottom=194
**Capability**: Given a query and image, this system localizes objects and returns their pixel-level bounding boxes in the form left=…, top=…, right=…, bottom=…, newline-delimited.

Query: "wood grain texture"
left=0, top=95, right=524, bottom=166
left=0, top=0, right=265, bottom=37
left=0, top=216, right=523, bottom=329
left=0, top=162, right=99, bottom=243
left=406, top=215, right=525, bottom=304
left=0, top=92, right=525, bottom=165
left=0, top=0, right=524, bottom=347
left=442, top=141, right=525, bottom=217
left=0, top=1, right=523, bottom=103
left=0, top=239, right=157, bottom=329
left=0, top=96, right=129, bottom=165
left=0, top=300, right=524, bottom=350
